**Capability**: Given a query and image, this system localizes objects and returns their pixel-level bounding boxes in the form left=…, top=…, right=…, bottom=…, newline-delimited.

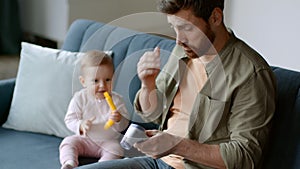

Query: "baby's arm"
left=65, top=110, right=82, bottom=135
left=64, top=96, right=84, bottom=135
left=104, top=92, right=130, bottom=132
left=109, top=110, right=121, bottom=123
left=112, top=103, right=130, bottom=132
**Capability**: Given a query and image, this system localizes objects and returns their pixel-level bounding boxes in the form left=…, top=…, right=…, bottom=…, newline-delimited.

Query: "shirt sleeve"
left=134, top=88, right=165, bottom=124
left=219, top=69, right=276, bottom=169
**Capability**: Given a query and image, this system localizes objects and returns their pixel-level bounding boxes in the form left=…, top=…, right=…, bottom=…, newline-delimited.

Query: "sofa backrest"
left=62, top=19, right=300, bottom=168
left=262, top=67, right=300, bottom=169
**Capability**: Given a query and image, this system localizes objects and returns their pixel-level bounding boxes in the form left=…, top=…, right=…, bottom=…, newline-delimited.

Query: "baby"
left=59, top=50, right=129, bottom=169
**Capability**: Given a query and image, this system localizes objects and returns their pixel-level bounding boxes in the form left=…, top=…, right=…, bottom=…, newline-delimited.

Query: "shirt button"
left=175, top=83, right=179, bottom=88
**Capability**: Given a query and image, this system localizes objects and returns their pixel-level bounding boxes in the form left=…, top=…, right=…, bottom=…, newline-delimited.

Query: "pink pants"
left=59, top=135, right=123, bottom=167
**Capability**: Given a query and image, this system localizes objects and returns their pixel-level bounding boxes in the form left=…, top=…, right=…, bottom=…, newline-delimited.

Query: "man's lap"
left=76, top=156, right=174, bottom=169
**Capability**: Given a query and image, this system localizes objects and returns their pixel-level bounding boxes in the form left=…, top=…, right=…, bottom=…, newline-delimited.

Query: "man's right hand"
left=137, top=47, right=161, bottom=89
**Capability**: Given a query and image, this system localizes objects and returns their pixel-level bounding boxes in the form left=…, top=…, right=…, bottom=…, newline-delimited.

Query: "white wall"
left=18, top=0, right=300, bottom=71
left=18, top=0, right=69, bottom=46
left=68, top=0, right=156, bottom=24
left=18, top=0, right=168, bottom=47
left=68, top=0, right=175, bottom=37
left=224, top=0, right=300, bottom=71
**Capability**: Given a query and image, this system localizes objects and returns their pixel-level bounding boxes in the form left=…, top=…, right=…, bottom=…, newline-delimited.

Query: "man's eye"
left=183, top=25, right=193, bottom=31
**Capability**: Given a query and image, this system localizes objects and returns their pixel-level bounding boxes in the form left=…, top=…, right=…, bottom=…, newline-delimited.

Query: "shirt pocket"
left=189, top=93, right=229, bottom=143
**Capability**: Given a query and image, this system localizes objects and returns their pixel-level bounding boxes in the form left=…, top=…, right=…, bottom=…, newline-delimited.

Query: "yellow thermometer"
left=103, top=91, right=116, bottom=129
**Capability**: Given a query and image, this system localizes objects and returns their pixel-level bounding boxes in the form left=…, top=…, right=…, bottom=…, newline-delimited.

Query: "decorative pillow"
left=2, top=42, right=84, bottom=138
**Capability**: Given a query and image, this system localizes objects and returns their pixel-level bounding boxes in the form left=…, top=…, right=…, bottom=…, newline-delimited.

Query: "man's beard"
left=180, top=32, right=215, bottom=59
left=181, top=42, right=213, bottom=59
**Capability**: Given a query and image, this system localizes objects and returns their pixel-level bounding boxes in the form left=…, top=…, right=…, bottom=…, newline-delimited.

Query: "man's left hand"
left=134, top=130, right=183, bottom=159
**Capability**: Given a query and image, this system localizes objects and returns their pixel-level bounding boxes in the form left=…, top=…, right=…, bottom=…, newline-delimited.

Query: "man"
left=78, top=0, right=276, bottom=168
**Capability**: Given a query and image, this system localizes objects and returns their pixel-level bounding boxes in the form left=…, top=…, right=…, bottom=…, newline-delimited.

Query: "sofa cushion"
left=292, top=88, right=300, bottom=169
left=2, top=42, right=83, bottom=138
left=0, top=127, right=62, bottom=169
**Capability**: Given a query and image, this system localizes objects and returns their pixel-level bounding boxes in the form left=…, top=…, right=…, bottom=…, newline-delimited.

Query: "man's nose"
left=176, top=31, right=187, bottom=45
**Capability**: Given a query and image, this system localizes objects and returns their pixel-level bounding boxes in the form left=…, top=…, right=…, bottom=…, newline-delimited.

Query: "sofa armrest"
left=0, top=78, right=15, bottom=125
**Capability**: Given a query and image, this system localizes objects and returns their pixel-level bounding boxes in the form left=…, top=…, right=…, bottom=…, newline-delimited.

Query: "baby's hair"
left=80, top=50, right=113, bottom=75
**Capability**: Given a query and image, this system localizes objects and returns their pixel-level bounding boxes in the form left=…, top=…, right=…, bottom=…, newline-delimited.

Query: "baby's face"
left=81, top=65, right=114, bottom=99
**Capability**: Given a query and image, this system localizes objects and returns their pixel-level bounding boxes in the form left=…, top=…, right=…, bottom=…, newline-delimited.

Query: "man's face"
left=167, top=9, right=215, bottom=58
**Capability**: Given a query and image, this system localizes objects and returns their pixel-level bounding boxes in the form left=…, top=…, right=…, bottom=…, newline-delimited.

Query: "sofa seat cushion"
left=0, top=127, right=62, bottom=169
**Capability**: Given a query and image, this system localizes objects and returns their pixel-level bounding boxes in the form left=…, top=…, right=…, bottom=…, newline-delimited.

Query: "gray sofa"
left=0, top=19, right=299, bottom=169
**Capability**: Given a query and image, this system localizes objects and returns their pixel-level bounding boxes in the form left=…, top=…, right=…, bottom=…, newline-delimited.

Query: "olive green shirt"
left=134, top=33, right=276, bottom=169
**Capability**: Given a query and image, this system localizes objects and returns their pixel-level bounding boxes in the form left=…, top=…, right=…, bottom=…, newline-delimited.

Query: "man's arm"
left=219, top=69, right=276, bottom=169
left=175, top=138, right=226, bottom=169
left=134, top=130, right=226, bottom=169
left=136, top=47, right=161, bottom=113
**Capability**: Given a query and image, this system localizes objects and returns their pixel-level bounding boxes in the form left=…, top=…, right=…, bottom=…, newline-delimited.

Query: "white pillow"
left=2, top=42, right=84, bottom=138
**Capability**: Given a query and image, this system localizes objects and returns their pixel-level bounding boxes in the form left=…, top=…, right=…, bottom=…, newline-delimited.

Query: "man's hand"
left=80, top=116, right=96, bottom=136
left=137, top=47, right=161, bottom=89
left=134, top=130, right=183, bottom=159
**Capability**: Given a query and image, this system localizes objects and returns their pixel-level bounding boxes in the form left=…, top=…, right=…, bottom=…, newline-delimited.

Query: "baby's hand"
left=109, top=110, right=121, bottom=123
left=80, top=116, right=96, bottom=136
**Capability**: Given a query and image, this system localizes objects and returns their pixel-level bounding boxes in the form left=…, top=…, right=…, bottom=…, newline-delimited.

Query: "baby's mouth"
left=96, top=90, right=106, bottom=99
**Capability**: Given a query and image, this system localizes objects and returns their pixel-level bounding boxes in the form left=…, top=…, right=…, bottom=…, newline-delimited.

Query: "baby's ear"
left=79, top=76, right=86, bottom=87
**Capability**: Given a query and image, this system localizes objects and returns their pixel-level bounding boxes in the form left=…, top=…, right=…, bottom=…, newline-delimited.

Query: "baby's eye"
left=94, top=79, right=99, bottom=83
left=106, top=78, right=111, bottom=82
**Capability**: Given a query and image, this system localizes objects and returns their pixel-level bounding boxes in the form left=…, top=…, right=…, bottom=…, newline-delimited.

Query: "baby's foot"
left=61, top=160, right=76, bottom=169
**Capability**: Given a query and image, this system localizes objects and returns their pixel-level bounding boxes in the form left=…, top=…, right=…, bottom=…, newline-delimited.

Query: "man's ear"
left=79, top=76, right=86, bottom=87
left=209, top=7, right=223, bottom=26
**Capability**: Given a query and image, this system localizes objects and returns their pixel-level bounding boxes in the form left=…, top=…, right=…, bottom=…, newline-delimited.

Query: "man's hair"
left=80, top=50, right=113, bottom=74
left=157, top=0, right=224, bottom=22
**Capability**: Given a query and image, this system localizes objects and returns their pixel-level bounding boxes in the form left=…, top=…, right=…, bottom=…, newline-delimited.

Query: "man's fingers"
left=154, top=47, right=160, bottom=56
left=137, top=47, right=161, bottom=88
left=138, top=69, right=159, bottom=78
left=145, top=130, right=160, bottom=137
left=137, top=58, right=160, bottom=73
left=138, top=47, right=161, bottom=66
